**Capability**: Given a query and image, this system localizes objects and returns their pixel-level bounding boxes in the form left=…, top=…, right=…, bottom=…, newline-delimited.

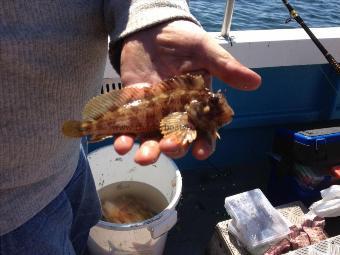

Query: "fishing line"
left=282, top=0, right=340, bottom=75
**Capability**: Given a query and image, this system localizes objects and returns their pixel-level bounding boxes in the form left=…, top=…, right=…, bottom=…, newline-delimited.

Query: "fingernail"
left=197, top=144, right=211, bottom=157
left=168, top=148, right=180, bottom=154
left=140, top=145, right=151, bottom=156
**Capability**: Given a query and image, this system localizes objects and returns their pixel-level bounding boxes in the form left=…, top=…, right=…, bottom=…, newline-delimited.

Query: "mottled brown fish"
left=62, top=73, right=234, bottom=145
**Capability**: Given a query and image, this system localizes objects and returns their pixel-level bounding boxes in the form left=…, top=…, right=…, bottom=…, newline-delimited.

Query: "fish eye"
left=209, top=95, right=219, bottom=105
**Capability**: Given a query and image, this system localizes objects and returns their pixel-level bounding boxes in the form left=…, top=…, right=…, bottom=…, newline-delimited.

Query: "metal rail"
left=221, top=0, right=235, bottom=38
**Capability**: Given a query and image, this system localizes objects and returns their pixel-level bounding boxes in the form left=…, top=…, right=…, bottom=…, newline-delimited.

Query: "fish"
left=62, top=73, right=234, bottom=145
left=101, top=195, right=157, bottom=224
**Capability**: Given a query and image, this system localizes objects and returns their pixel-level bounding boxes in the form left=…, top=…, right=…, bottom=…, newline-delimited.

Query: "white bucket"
left=87, top=144, right=182, bottom=255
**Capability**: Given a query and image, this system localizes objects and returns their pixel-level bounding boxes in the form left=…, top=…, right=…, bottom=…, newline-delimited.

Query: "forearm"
left=104, top=0, right=200, bottom=73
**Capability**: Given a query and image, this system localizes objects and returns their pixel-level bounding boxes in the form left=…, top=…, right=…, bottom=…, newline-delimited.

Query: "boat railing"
left=221, top=0, right=235, bottom=38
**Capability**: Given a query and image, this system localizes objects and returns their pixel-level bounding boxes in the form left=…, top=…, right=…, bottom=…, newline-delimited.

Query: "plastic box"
left=224, top=189, right=291, bottom=255
left=274, top=124, right=340, bottom=166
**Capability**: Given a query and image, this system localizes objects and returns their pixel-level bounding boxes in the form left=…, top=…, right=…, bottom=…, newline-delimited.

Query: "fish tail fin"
left=62, top=120, right=90, bottom=138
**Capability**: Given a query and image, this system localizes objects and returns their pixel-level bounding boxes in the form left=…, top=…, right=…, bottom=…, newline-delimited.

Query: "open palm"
left=112, top=20, right=261, bottom=165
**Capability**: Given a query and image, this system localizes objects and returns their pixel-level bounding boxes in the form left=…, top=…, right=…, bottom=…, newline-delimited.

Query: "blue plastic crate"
left=274, top=124, right=340, bottom=166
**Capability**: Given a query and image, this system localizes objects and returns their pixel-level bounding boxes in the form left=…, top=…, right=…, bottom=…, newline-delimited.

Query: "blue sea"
left=189, top=0, right=340, bottom=31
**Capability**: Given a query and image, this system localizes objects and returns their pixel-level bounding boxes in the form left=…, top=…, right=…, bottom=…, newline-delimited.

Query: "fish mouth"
left=225, top=116, right=233, bottom=125
left=221, top=110, right=234, bottom=125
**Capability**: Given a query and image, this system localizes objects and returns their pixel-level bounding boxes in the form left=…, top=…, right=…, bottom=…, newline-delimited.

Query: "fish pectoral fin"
left=160, top=112, right=197, bottom=145
left=88, top=134, right=113, bottom=143
left=82, top=74, right=207, bottom=122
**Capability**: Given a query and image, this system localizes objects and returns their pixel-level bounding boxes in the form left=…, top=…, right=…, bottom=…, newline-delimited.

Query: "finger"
left=139, top=131, right=163, bottom=143
left=202, top=35, right=262, bottom=91
left=113, top=134, right=135, bottom=155
left=159, top=137, right=190, bottom=159
left=191, top=134, right=216, bottom=160
left=134, top=140, right=161, bottom=165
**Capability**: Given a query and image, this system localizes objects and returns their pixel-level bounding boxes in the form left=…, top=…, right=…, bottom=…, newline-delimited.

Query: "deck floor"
left=163, top=162, right=340, bottom=255
left=164, top=161, right=270, bottom=255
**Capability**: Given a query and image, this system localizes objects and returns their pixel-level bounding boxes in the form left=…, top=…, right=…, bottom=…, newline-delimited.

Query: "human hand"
left=112, top=20, right=261, bottom=165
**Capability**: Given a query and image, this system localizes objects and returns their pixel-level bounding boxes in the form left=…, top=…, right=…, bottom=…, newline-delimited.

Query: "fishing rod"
left=282, top=0, right=340, bottom=74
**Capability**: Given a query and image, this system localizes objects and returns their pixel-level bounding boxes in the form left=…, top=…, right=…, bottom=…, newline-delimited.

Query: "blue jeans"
left=0, top=145, right=102, bottom=255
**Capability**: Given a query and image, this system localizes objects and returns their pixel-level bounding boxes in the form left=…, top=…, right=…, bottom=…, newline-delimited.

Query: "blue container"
left=274, top=124, right=340, bottom=166
left=266, top=153, right=331, bottom=207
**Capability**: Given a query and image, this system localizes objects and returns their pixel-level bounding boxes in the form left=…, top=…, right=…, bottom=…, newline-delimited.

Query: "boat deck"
left=164, top=162, right=270, bottom=255
left=163, top=162, right=340, bottom=255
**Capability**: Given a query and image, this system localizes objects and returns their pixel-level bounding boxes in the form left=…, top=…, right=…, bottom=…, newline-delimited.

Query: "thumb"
left=201, top=35, right=261, bottom=91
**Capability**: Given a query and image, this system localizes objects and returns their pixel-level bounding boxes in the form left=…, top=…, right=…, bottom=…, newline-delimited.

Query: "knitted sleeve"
left=104, top=0, right=200, bottom=42
left=103, top=0, right=201, bottom=73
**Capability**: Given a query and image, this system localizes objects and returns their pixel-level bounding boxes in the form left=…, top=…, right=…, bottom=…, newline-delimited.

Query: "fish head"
left=206, top=91, right=234, bottom=126
left=187, top=91, right=234, bottom=130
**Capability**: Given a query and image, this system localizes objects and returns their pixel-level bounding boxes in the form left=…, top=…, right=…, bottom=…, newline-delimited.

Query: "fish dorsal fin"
left=82, top=73, right=205, bottom=120
left=158, top=73, right=206, bottom=92
left=82, top=87, right=147, bottom=120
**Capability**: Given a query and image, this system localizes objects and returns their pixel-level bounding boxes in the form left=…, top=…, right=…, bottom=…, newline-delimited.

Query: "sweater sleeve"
left=104, top=0, right=200, bottom=42
left=104, top=0, right=201, bottom=73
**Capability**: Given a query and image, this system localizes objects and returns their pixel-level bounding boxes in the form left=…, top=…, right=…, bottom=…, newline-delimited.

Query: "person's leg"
left=65, top=145, right=102, bottom=255
left=0, top=144, right=102, bottom=255
left=0, top=188, right=76, bottom=255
